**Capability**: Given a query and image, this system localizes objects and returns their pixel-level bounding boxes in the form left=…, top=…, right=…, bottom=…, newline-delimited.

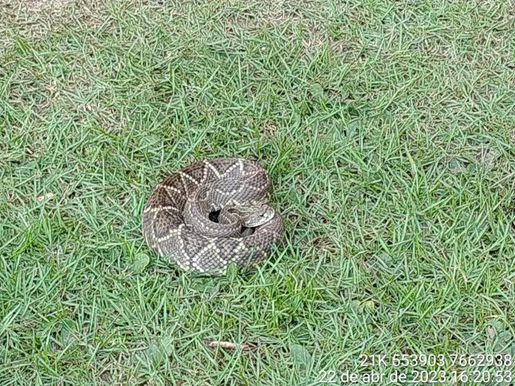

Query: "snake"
left=142, top=158, right=284, bottom=274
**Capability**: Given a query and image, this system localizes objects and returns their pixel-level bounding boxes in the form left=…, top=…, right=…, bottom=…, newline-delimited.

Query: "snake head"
left=227, top=202, right=276, bottom=228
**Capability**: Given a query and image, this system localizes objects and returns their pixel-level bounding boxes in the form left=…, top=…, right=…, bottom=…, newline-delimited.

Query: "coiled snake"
left=142, top=158, right=284, bottom=273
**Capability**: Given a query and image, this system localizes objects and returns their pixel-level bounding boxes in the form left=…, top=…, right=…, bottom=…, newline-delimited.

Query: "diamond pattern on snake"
left=142, top=158, right=284, bottom=274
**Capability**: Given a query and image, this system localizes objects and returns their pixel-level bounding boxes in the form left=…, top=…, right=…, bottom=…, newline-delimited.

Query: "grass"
left=0, top=0, right=514, bottom=384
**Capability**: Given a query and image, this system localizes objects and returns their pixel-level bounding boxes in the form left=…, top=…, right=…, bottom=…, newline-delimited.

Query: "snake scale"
left=142, top=158, right=284, bottom=273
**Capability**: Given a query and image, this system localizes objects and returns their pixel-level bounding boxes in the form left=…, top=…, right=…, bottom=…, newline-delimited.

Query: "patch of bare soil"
left=0, top=0, right=110, bottom=52
left=0, top=0, right=75, bottom=43
left=1, top=0, right=74, bottom=13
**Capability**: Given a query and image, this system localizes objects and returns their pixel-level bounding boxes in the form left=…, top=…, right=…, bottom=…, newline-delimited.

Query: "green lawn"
left=1, top=0, right=514, bottom=384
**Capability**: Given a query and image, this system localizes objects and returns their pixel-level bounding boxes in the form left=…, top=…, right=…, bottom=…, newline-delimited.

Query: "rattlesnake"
left=142, top=158, right=284, bottom=274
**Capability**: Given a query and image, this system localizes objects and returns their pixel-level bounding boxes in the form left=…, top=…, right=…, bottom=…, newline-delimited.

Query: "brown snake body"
left=142, top=158, right=284, bottom=273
